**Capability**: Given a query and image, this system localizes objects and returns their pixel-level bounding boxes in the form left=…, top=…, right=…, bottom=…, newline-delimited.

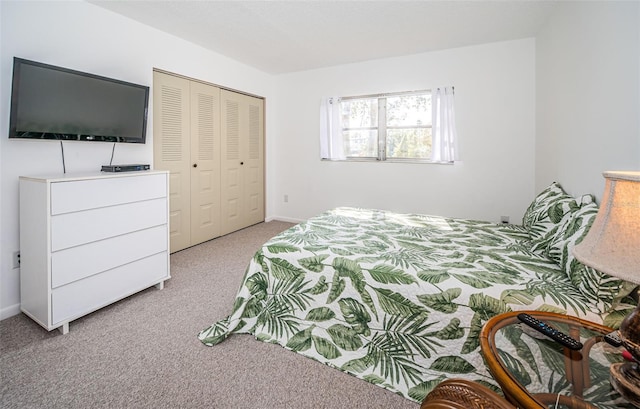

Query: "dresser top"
left=20, top=169, right=168, bottom=183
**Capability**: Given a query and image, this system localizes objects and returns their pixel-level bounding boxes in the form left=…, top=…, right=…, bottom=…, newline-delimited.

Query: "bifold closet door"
left=153, top=72, right=191, bottom=252
left=189, top=82, right=221, bottom=245
left=220, top=90, right=264, bottom=236
left=153, top=71, right=221, bottom=252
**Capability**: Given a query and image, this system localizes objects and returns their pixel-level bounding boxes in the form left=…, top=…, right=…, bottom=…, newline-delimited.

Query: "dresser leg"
left=58, top=323, right=69, bottom=335
left=155, top=281, right=164, bottom=290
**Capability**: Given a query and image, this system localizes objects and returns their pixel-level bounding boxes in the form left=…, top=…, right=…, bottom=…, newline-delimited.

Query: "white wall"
left=0, top=0, right=276, bottom=319
left=536, top=1, right=640, bottom=199
left=269, top=39, right=536, bottom=223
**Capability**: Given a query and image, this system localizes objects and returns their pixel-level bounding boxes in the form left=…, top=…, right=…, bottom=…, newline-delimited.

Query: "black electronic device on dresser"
left=101, top=164, right=150, bottom=173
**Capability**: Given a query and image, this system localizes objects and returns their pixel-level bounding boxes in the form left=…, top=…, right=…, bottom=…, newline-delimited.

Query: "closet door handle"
left=240, top=162, right=244, bottom=165
left=193, top=163, right=198, bottom=168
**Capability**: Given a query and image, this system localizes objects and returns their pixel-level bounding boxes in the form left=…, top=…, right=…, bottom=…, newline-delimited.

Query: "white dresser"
left=19, top=170, right=171, bottom=334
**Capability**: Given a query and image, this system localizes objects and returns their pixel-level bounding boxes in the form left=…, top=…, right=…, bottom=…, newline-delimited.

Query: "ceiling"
left=88, top=0, right=561, bottom=74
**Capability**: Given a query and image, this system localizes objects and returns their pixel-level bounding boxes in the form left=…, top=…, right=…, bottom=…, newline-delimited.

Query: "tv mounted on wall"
left=9, top=57, right=149, bottom=143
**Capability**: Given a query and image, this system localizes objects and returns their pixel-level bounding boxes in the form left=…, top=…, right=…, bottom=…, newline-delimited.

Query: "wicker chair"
left=421, top=379, right=515, bottom=409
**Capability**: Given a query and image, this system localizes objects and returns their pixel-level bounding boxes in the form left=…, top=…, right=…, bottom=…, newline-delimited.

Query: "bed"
left=198, top=182, right=635, bottom=404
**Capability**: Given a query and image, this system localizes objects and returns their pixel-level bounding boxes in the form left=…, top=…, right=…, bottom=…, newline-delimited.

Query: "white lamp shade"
left=573, top=171, right=640, bottom=285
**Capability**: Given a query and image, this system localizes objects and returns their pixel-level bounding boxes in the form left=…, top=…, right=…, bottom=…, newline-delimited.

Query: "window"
left=321, top=87, right=457, bottom=163
left=341, top=92, right=431, bottom=160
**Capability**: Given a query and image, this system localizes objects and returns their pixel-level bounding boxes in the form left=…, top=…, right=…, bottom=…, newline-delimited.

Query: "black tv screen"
left=9, top=58, right=149, bottom=143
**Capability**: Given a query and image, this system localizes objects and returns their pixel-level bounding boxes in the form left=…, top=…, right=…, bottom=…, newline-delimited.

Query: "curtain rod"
left=340, top=86, right=453, bottom=101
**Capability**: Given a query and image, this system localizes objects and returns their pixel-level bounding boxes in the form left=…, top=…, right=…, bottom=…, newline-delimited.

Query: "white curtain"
left=431, top=86, right=459, bottom=162
left=319, top=97, right=345, bottom=160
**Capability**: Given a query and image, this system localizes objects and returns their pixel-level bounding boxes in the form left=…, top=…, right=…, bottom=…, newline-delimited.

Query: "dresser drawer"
left=50, top=173, right=167, bottom=215
left=51, top=252, right=169, bottom=325
left=51, top=198, right=167, bottom=252
left=51, top=225, right=168, bottom=288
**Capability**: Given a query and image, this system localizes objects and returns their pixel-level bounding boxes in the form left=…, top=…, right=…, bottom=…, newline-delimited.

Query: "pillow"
left=547, top=200, right=625, bottom=310
left=545, top=196, right=595, bottom=264
left=547, top=200, right=598, bottom=266
left=522, top=182, right=579, bottom=251
left=577, top=193, right=597, bottom=207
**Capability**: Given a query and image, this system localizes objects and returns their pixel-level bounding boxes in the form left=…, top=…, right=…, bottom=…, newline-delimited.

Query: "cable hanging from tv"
left=60, top=141, right=66, bottom=174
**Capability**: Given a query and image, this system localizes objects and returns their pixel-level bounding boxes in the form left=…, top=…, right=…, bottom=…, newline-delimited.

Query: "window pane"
left=343, top=130, right=378, bottom=157
left=386, top=128, right=432, bottom=159
left=386, top=94, right=431, bottom=127
left=341, top=98, right=378, bottom=129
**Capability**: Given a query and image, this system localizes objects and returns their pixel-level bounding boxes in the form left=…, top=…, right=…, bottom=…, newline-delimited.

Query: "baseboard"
left=265, top=215, right=305, bottom=224
left=0, top=303, right=21, bottom=321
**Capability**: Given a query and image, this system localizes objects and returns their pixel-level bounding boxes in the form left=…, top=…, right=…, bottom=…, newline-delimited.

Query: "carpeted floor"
left=1, top=221, right=419, bottom=409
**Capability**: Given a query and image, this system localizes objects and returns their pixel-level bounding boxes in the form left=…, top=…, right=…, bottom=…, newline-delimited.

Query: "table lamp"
left=573, top=171, right=640, bottom=406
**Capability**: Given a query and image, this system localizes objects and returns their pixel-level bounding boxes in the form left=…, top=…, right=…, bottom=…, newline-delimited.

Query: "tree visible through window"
left=340, top=91, right=432, bottom=161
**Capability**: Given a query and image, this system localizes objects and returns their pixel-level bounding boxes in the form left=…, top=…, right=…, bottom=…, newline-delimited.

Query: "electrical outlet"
left=13, top=251, right=20, bottom=269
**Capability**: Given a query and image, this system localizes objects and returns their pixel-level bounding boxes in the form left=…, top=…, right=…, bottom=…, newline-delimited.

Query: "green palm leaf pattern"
left=327, top=324, right=363, bottom=351
left=417, top=288, right=461, bottom=313
left=367, top=264, right=417, bottom=285
left=298, top=255, right=329, bottom=272
left=286, top=326, right=313, bottom=352
left=384, top=313, right=442, bottom=358
left=460, top=312, right=483, bottom=354
left=198, top=207, right=620, bottom=404
left=429, top=355, right=475, bottom=373
left=365, top=330, right=424, bottom=385
left=407, top=376, right=446, bottom=402
left=497, top=349, right=532, bottom=386
left=338, top=297, right=372, bottom=336
left=503, top=326, right=540, bottom=382
left=326, top=272, right=346, bottom=304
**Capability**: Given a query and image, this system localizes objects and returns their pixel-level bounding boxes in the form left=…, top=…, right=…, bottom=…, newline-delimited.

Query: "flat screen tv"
left=9, top=57, right=149, bottom=143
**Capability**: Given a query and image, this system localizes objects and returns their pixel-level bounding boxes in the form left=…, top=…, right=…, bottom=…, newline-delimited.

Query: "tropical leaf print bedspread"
left=198, top=207, right=609, bottom=402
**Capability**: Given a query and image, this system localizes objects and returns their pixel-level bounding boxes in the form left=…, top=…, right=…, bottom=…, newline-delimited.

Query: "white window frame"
left=338, top=90, right=434, bottom=163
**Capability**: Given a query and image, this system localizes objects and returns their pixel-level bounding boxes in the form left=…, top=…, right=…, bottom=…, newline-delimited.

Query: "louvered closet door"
left=153, top=72, right=191, bottom=253
left=190, top=82, right=221, bottom=244
left=243, top=95, right=264, bottom=226
left=220, top=90, right=264, bottom=236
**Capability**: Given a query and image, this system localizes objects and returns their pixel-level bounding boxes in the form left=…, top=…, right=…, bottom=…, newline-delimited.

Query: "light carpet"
left=1, top=221, right=419, bottom=409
